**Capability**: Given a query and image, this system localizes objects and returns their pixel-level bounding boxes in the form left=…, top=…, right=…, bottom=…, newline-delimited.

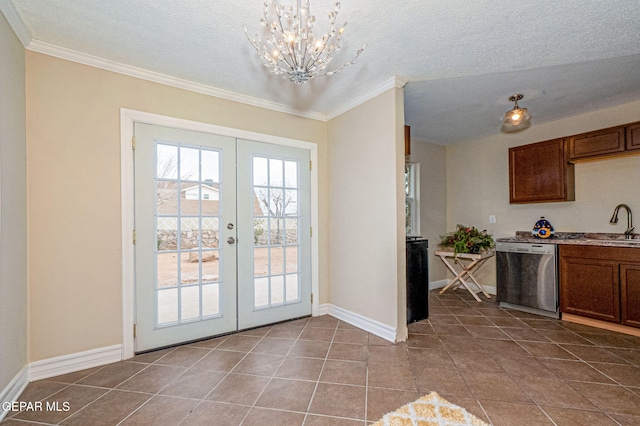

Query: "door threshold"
left=134, top=314, right=312, bottom=355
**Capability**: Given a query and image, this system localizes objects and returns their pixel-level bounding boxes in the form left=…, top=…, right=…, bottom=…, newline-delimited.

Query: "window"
left=405, top=163, right=420, bottom=236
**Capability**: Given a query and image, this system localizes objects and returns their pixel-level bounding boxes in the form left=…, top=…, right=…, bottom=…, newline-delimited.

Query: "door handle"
left=227, top=237, right=236, bottom=244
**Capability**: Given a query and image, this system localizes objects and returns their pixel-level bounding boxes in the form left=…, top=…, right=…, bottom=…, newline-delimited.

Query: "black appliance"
left=406, top=238, right=429, bottom=323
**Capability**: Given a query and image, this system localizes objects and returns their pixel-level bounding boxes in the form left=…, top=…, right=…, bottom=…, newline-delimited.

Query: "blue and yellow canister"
left=532, top=216, right=554, bottom=239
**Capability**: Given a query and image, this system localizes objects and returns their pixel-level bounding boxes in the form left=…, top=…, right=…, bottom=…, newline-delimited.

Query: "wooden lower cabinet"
left=560, top=256, right=620, bottom=322
left=559, top=245, right=640, bottom=328
left=621, top=263, right=640, bottom=327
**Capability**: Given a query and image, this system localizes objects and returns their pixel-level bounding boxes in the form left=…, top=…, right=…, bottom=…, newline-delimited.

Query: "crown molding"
left=25, top=39, right=327, bottom=122
left=0, top=0, right=32, bottom=46
left=325, top=76, right=409, bottom=120
left=19, top=34, right=408, bottom=124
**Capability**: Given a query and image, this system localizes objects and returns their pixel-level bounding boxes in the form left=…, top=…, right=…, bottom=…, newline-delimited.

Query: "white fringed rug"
left=371, top=392, right=489, bottom=426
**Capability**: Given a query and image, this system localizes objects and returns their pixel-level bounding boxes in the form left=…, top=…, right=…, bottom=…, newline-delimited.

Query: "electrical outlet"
left=489, top=215, right=496, bottom=224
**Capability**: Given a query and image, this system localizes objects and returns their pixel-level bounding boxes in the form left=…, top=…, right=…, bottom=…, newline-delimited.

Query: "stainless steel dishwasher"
left=496, top=242, right=559, bottom=318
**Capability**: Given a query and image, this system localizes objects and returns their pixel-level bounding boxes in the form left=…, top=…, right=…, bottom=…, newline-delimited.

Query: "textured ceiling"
left=4, top=0, right=640, bottom=144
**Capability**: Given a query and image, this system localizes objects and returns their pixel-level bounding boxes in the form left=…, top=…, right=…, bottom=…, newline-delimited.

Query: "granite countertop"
left=496, top=231, right=640, bottom=248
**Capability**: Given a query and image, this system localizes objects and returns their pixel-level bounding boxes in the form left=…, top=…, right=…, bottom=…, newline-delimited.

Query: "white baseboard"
left=29, top=345, right=123, bottom=382
left=430, top=279, right=496, bottom=296
left=0, top=365, right=29, bottom=422
left=318, top=304, right=396, bottom=343
left=429, top=279, right=449, bottom=290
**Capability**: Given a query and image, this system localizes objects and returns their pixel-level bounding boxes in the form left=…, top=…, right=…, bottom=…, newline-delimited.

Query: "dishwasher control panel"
left=496, top=242, right=556, bottom=255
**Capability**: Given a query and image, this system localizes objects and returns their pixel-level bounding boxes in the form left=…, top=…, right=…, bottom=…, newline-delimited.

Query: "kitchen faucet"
left=609, top=204, right=634, bottom=238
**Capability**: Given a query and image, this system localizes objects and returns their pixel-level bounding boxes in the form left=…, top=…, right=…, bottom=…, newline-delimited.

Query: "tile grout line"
left=185, top=326, right=301, bottom=425
left=237, top=320, right=308, bottom=425
left=302, top=319, right=341, bottom=425
left=119, top=332, right=264, bottom=426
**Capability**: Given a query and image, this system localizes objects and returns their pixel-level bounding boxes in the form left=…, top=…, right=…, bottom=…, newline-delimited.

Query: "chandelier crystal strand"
left=244, top=0, right=365, bottom=84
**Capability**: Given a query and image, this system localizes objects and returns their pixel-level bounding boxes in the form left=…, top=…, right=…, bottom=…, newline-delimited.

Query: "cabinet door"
left=626, top=122, right=640, bottom=152
left=568, top=126, right=625, bottom=160
left=621, top=263, right=640, bottom=328
left=509, top=138, right=574, bottom=204
left=560, top=256, right=620, bottom=323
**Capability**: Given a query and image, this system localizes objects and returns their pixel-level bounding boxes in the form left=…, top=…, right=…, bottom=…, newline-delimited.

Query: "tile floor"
left=3, top=289, right=640, bottom=425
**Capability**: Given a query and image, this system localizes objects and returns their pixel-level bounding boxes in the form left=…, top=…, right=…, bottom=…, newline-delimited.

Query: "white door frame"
left=120, top=108, right=319, bottom=359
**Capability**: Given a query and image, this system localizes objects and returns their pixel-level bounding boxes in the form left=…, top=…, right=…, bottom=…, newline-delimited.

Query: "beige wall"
left=0, top=13, right=28, bottom=390
left=406, top=141, right=448, bottom=282
left=446, top=101, right=640, bottom=288
left=26, top=52, right=328, bottom=361
left=327, top=87, right=407, bottom=338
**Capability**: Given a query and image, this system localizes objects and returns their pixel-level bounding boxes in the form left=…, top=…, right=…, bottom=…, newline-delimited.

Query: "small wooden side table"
left=435, top=249, right=495, bottom=302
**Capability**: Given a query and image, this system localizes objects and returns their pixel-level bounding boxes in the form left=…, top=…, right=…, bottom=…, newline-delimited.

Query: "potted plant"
left=440, top=224, right=495, bottom=254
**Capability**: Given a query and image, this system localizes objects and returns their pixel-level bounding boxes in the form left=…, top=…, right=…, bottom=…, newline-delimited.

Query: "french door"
left=134, top=123, right=311, bottom=352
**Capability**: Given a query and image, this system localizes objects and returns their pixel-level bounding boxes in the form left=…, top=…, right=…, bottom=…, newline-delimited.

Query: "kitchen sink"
left=585, top=239, right=640, bottom=245
left=582, top=233, right=640, bottom=245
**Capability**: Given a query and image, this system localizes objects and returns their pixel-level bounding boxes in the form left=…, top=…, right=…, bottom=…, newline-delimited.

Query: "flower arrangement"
left=440, top=224, right=495, bottom=254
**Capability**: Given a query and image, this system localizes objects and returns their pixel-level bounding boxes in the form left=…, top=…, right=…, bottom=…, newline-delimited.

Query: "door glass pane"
left=180, top=217, right=199, bottom=250
left=253, top=157, right=268, bottom=186
left=284, top=161, right=297, bottom=188
left=285, top=274, right=299, bottom=302
left=180, top=182, right=200, bottom=216
left=181, top=252, right=200, bottom=285
left=202, top=150, right=220, bottom=183
left=285, top=246, right=298, bottom=273
left=158, top=288, right=178, bottom=324
left=270, top=247, right=284, bottom=275
left=270, top=218, right=284, bottom=245
left=201, top=218, right=219, bottom=248
left=202, top=284, right=220, bottom=316
left=180, top=147, right=199, bottom=180
left=284, top=190, right=298, bottom=215
left=269, top=158, right=283, bottom=187
left=285, top=218, right=298, bottom=244
left=254, top=247, right=268, bottom=277
left=254, top=277, right=269, bottom=308
left=157, top=217, right=177, bottom=251
left=155, top=142, right=223, bottom=326
left=202, top=250, right=219, bottom=282
left=269, top=188, right=284, bottom=216
left=254, top=218, right=267, bottom=246
left=157, top=253, right=178, bottom=287
left=157, top=144, right=178, bottom=179
left=271, top=275, right=284, bottom=305
left=201, top=184, right=220, bottom=216
left=181, top=286, right=200, bottom=321
left=157, top=181, right=178, bottom=215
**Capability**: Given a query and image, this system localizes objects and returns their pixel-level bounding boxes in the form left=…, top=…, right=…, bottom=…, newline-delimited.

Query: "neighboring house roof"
left=180, top=184, right=219, bottom=194
left=157, top=181, right=263, bottom=217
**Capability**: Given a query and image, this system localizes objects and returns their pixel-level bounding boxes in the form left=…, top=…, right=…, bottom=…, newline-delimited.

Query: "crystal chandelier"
left=244, top=0, right=366, bottom=84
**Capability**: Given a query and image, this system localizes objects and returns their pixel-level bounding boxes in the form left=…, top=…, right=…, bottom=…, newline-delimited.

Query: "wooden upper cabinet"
left=509, top=138, right=575, bottom=204
left=567, top=126, right=625, bottom=160
left=404, top=125, right=411, bottom=156
left=626, top=122, right=640, bottom=151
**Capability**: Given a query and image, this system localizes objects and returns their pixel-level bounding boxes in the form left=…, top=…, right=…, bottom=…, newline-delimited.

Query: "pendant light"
left=502, top=94, right=532, bottom=132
